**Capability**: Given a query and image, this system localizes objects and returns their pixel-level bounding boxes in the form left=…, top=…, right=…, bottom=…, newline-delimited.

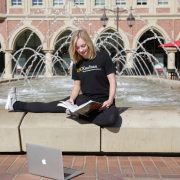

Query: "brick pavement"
left=0, top=154, right=180, bottom=179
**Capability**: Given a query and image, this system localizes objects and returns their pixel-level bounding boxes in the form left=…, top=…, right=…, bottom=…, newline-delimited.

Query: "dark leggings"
left=13, top=95, right=119, bottom=127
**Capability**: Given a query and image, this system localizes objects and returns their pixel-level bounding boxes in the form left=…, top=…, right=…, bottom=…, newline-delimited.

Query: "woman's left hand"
left=101, top=99, right=113, bottom=110
left=100, top=73, right=116, bottom=110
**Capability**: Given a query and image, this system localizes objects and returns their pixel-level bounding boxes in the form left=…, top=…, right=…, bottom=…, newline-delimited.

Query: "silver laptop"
left=26, top=143, right=83, bottom=180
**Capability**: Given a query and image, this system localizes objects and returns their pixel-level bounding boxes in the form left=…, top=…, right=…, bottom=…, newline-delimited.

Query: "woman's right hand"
left=68, top=80, right=81, bottom=105
left=67, top=98, right=74, bottom=104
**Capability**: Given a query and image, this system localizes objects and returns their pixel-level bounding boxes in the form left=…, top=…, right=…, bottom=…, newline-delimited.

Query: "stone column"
left=166, top=47, right=177, bottom=70
left=4, top=50, right=13, bottom=79
left=44, top=50, right=53, bottom=77
left=126, top=50, right=134, bottom=69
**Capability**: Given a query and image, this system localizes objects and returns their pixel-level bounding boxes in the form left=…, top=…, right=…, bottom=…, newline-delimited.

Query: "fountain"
left=0, top=3, right=180, bottom=109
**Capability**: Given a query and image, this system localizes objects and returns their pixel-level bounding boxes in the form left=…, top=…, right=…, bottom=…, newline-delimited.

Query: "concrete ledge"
left=20, top=113, right=100, bottom=152
left=0, top=110, right=25, bottom=152
left=0, top=107, right=180, bottom=153
left=101, top=107, right=180, bottom=153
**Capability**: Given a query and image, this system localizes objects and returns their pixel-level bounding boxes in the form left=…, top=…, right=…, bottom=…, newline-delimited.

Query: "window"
left=95, top=0, right=105, bottom=5
left=74, top=0, right=84, bottom=5
left=116, top=0, right=126, bottom=5
left=158, top=0, right=168, bottom=5
left=53, top=0, right=64, bottom=5
left=137, top=0, right=147, bottom=5
left=32, top=0, right=43, bottom=6
left=11, top=0, right=22, bottom=5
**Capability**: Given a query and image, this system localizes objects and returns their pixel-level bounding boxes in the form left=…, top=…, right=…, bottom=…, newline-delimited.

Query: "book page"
left=58, top=100, right=102, bottom=116
left=74, top=101, right=102, bottom=115
left=57, top=101, right=78, bottom=111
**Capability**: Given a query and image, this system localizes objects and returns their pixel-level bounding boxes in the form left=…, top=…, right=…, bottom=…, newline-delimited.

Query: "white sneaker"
left=5, top=87, right=17, bottom=111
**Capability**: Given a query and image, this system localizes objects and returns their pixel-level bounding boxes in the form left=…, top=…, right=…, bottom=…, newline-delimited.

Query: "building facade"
left=0, top=0, right=180, bottom=78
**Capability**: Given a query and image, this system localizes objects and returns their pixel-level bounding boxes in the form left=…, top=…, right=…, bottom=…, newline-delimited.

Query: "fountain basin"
left=0, top=106, right=180, bottom=153
left=0, top=76, right=180, bottom=108
left=0, top=76, right=180, bottom=152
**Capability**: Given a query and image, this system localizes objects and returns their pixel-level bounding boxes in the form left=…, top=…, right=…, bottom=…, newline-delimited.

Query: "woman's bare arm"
left=69, top=80, right=81, bottom=104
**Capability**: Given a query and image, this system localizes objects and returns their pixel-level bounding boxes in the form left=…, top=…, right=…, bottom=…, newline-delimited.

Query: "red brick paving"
left=0, top=154, right=180, bottom=179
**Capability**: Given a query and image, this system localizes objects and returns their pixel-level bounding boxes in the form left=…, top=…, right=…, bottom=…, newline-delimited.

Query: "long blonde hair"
left=69, top=29, right=96, bottom=63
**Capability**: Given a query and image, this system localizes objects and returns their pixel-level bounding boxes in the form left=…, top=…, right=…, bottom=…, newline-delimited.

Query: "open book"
left=57, top=100, right=102, bottom=116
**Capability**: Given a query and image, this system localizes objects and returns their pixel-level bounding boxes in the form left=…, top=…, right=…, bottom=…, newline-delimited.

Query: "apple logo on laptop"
left=41, top=158, right=47, bottom=165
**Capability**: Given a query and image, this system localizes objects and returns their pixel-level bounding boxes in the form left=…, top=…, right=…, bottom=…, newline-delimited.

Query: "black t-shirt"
left=72, top=51, right=116, bottom=102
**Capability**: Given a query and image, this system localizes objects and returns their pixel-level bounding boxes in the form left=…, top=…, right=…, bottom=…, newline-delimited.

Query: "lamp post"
left=100, top=6, right=135, bottom=30
left=100, top=6, right=135, bottom=73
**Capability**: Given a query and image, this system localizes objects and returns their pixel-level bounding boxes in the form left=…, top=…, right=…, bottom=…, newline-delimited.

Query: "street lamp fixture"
left=100, top=6, right=135, bottom=30
left=127, top=7, right=135, bottom=27
left=100, top=7, right=109, bottom=27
